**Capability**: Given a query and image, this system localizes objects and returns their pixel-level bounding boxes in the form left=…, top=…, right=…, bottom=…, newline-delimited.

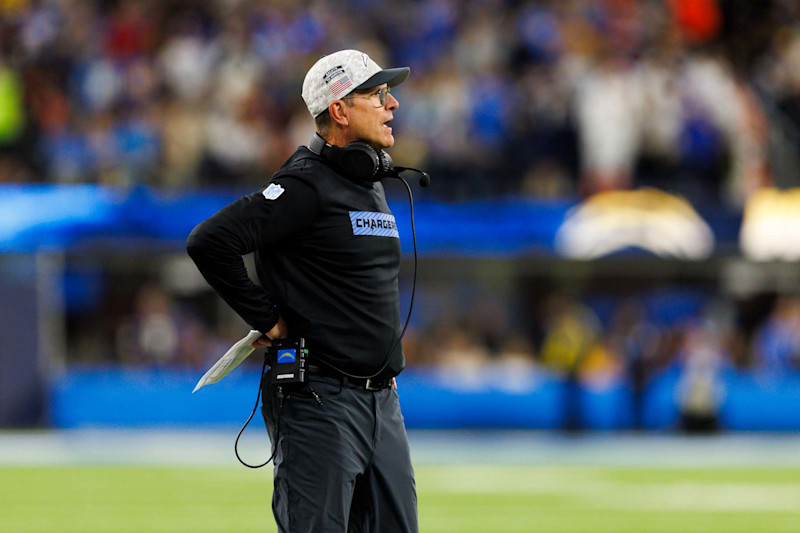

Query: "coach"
left=186, top=49, right=418, bottom=532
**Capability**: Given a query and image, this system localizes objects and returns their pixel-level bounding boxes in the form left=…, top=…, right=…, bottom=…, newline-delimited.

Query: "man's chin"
left=364, top=132, right=394, bottom=151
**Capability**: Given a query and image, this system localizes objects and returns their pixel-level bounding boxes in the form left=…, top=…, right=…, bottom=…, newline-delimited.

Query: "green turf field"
left=2, top=465, right=799, bottom=532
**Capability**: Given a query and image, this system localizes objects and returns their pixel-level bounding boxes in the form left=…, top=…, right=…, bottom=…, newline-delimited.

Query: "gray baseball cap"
left=302, top=50, right=410, bottom=117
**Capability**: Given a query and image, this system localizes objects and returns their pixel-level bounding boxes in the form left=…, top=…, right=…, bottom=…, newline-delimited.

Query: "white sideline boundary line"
left=2, top=430, right=800, bottom=468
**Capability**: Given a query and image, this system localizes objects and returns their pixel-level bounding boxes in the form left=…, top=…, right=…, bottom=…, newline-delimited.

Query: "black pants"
left=262, top=373, right=418, bottom=533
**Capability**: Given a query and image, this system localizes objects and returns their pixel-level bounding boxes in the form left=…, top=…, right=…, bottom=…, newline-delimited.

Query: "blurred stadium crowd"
left=0, top=0, right=799, bottom=202
left=3, top=0, right=800, bottom=430
left=84, top=276, right=799, bottom=403
left=49, top=268, right=793, bottom=431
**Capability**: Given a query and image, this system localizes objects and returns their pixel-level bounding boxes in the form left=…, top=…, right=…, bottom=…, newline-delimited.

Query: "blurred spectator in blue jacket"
left=752, top=296, right=800, bottom=374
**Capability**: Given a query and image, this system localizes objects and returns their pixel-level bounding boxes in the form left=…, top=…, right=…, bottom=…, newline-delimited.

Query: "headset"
left=234, top=134, right=431, bottom=468
left=308, top=133, right=430, bottom=187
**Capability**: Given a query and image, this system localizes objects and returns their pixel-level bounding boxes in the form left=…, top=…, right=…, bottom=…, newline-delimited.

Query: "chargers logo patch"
left=349, top=211, right=399, bottom=238
left=277, top=349, right=296, bottom=364
left=262, top=183, right=285, bottom=200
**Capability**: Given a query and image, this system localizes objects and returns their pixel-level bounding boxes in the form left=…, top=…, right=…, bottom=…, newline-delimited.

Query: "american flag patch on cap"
left=328, top=75, right=353, bottom=97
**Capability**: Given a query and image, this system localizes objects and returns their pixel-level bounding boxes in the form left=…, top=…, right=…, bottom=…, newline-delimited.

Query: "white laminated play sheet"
left=193, top=330, right=263, bottom=393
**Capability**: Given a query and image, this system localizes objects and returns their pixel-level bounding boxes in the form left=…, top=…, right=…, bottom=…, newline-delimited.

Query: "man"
left=186, top=50, right=418, bottom=533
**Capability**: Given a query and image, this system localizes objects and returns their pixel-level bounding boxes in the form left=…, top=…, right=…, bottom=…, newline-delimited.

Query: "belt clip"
left=365, top=378, right=381, bottom=391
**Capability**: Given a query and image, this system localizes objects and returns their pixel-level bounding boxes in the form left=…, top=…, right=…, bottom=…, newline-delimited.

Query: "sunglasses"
left=344, top=86, right=391, bottom=107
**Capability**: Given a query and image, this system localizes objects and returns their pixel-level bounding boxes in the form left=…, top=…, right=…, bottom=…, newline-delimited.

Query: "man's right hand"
left=252, top=316, right=289, bottom=348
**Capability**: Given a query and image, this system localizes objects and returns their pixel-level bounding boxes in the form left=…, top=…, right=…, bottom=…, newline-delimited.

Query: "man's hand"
left=251, top=316, right=289, bottom=348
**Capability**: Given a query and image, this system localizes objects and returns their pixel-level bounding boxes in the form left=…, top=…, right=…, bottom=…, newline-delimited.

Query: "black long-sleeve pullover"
left=186, top=147, right=404, bottom=378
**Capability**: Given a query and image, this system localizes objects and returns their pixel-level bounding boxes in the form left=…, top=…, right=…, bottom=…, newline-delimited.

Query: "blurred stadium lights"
left=740, top=188, right=800, bottom=261
left=555, top=189, right=715, bottom=260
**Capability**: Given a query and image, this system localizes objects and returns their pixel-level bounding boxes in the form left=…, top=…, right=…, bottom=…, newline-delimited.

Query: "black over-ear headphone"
left=308, top=133, right=430, bottom=187
left=308, top=133, right=394, bottom=183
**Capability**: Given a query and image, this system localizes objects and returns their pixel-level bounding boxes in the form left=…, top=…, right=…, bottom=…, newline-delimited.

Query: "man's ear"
left=328, top=101, right=350, bottom=127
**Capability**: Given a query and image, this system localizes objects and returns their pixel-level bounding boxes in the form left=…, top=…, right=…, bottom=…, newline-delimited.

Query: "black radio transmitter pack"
left=268, top=338, right=308, bottom=386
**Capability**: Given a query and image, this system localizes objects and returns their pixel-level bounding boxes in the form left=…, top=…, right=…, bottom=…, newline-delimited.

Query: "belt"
left=307, top=364, right=392, bottom=391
